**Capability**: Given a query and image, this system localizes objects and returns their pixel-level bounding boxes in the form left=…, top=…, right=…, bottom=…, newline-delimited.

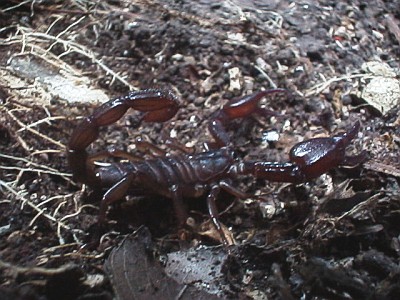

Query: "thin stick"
left=305, top=73, right=377, bottom=97
left=0, top=180, right=70, bottom=230
left=254, top=65, right=278, bottom=89
left=7, top=109, right=66, bottom=149
left=17, top=116, right=66, bottom=132
left=386, top=14, right=400, bottom=45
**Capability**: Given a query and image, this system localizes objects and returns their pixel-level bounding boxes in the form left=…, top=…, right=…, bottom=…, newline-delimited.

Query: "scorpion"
left=68, top=89, right=366, bottom=245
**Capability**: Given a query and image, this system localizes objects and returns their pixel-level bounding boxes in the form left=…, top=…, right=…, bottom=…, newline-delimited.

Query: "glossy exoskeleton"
left=68, top=89, right=366, bottom=245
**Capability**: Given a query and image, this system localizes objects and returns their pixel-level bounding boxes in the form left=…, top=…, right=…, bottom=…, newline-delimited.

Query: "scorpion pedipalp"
left=209, top=89, right=286, bottom=147
left=237, top=121, right=367, bottom=183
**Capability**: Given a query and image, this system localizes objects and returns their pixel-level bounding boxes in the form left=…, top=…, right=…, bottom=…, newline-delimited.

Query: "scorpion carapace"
left=68, top=88, right=367, bottom=246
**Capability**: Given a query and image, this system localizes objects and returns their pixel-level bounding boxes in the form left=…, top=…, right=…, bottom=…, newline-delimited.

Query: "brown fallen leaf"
left=104, top=226, right=222, bottom=300
left=364, top=160, right=400, bottom=178
left=197, top=220, right=235, bottom=246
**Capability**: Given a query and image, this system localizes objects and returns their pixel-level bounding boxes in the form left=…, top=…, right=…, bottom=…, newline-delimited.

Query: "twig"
left=0, top=153, right=72, bottom=183
left=0, top=153, right=63, bottom=173
left=4, top=24, right=136, bottom=90
left=385, top=14, right=400, bottom=45
left=305, top=73, right=377, bottom=97
left=254, top=65, right=278, bottom=89
left=0, top=165, right=70, bottom=177
left=0, top=259, right=78, bottom=275
left=17, top=116, right=66, bottom=132
left=1, top=0, right=31, bottom=12
left=7, top=109, right=66, bottom=149
left=337, top=193, right=382, bottom=220
left=60, top=204, right=98, bottom=222
left=0, top=180, right=70, bottom=230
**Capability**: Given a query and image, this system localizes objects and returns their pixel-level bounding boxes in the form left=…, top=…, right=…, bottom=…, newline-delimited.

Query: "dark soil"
left=1, top=1, right=400, bottom=299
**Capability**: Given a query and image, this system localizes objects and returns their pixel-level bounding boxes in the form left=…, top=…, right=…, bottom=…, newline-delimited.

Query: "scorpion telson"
left=68, top=88, right=367, bottom=246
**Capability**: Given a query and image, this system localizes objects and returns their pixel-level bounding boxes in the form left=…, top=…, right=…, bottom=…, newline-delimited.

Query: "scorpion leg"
left=206, top=184, right=230, bottom=246
left=238, top=121, right=367, bottom=183
left=133, top=136, right=193, bottom=158
left=89, top=138, right=169, bottom=164
left=135, top=137, right=168, bottom=157
left=209, top=89, right=286, bottom=147
left=170, top=185, right=188, bottom=227
left=205, top=180, right=252, bottom=246
left=165, top=138, right=196, bottom=154
left=88, top=147, right=143, bottom=163
left=219, top=180, right=250, bottom=199
left=98, top=174, right=135, bottom=223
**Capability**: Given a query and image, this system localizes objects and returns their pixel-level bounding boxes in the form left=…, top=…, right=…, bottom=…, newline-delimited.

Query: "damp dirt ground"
left=1, top=1, right=400, bottom=299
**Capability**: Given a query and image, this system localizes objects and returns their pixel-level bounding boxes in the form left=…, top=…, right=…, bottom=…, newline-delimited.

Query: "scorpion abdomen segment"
left=186, top=149, right=234, bottom=182
left=97, top=149, right=234, bottom=197
left=140, top=150, right=233, bottom=188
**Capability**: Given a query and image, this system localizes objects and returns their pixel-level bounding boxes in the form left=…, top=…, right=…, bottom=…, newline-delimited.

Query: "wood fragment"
left=385, top=14, right=400, bottom=45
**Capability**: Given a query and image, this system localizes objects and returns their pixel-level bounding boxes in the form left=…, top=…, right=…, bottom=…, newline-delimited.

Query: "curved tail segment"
left=68, top=89, right=180, bottom=186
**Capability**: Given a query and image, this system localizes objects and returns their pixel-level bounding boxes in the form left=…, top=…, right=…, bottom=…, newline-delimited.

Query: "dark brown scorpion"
left=68, top=89, right=366, bottom=245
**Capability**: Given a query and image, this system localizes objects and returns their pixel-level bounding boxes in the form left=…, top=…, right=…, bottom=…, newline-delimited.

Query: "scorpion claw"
left=221, top=89, right=286, bottom=120
left=141, top=106, right=179, bottom=122
left=209, top=89, right=286, bottom=147
left=239, top=122, right=366, bottom=183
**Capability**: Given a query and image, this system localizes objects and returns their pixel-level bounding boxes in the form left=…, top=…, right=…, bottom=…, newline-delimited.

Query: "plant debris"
left=0, top=0, right=399, bottom=299
left=104, top=227, right=221, bottom=300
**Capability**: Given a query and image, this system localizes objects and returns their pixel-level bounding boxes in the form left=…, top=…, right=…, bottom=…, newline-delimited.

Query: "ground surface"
left=1, top=1, right=400, bottom=299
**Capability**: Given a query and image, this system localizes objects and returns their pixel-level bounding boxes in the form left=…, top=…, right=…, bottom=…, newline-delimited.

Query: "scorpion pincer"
left=68, top=88, right=367, bottom=245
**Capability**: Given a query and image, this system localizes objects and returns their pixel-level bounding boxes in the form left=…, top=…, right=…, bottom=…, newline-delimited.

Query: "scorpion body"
left=96, top=149, right=235, bottom=198
left=68, top=89, right=366, bottom=245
